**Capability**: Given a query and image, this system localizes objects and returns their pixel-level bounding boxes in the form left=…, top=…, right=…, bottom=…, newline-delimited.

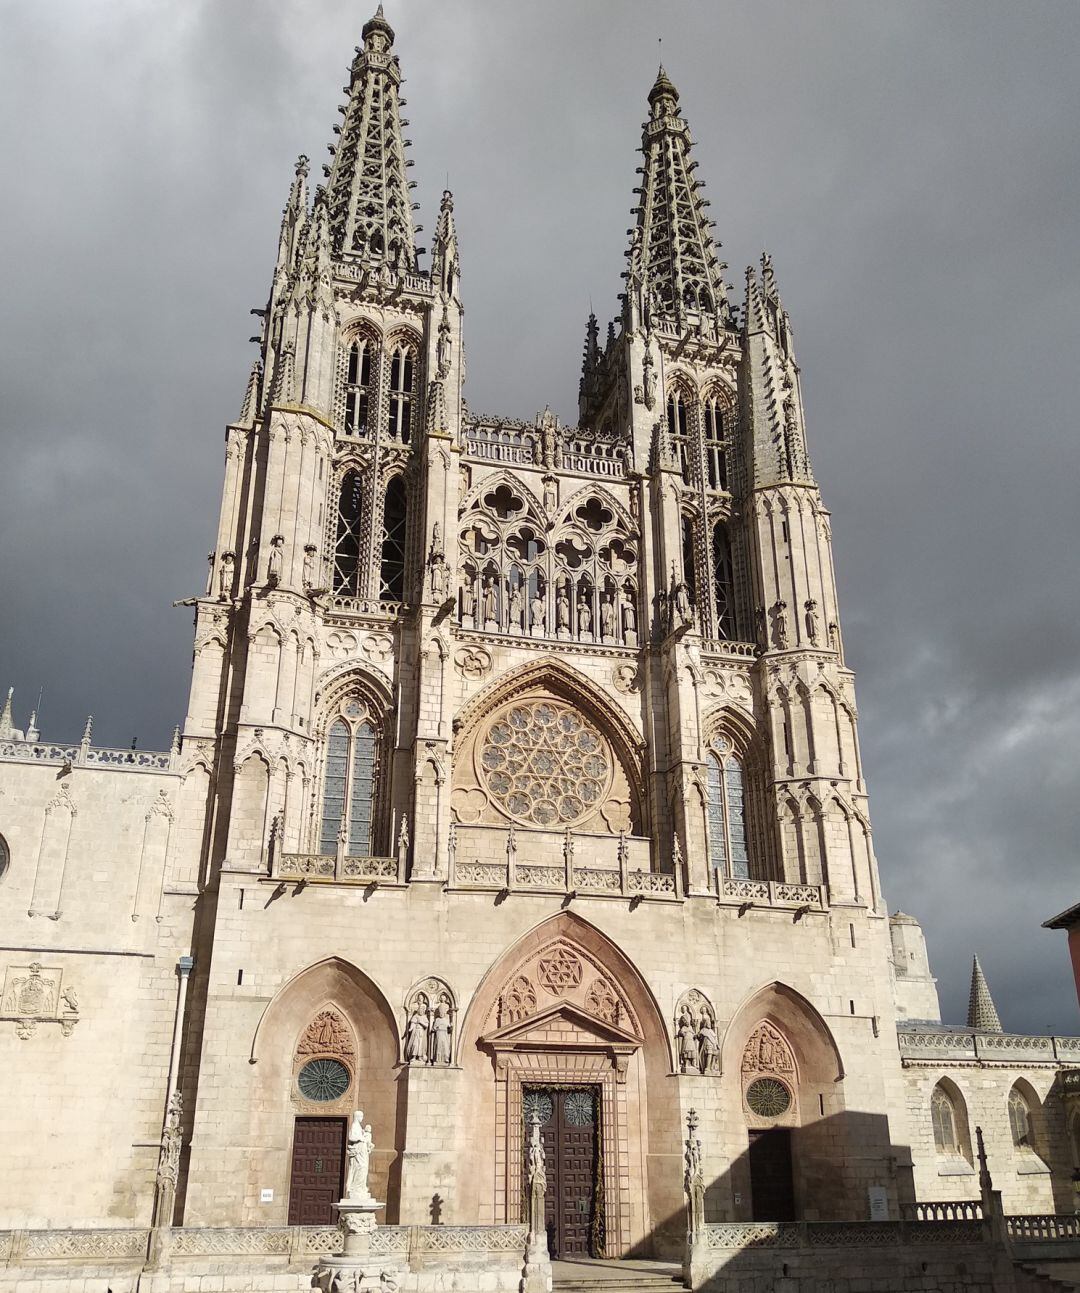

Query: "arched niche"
left=454, top=911, right=677, bottom=1257
left=249, top=957, right=402, bottom=1220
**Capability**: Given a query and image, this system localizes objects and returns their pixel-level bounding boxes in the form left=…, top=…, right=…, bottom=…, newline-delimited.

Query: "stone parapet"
left=898, top=1030, right=1080, bottom=1066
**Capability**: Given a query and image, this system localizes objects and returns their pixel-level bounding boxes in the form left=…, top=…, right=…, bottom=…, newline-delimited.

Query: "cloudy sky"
left=1, top=1, right=1077, bottom=1031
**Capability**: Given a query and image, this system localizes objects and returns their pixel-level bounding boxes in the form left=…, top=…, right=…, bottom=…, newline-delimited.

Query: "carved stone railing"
left=0, top=740, right=172, bottom=772
left=1, top=1228, right=150, bottom=1261
left=1006, top=1215, right=1080, bottom=1242
left=276, top=853, right=402, bottom=884
left=450, top=853, right=678, bottom=901
left=463, top=423, right=537, bottom=465
left=703, top=1219, right=984, bottom=1251
left=716, top=877, right=826, bottom=911
left=912, top=1200, right=983, bottom=1222
left=898, top=1030, right=1080, bottom=1064
left=328, top=594, right=406, bottom=618
left=700, top=638, right=759, bottom=660
left=562, top=439, right=627, bottom=478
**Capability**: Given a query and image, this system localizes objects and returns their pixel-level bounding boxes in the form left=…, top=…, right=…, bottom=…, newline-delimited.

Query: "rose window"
left=745, top=1077, right=792, bottom=1118
left=478, top=700, right=612, bottom=827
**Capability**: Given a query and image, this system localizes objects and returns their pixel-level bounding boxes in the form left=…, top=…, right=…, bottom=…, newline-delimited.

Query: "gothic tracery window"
left=379, top=475, right=408, bottom=601
left=458, top=485, right=639, bottom=646
left=344, top=338, right=374, bottom=437
left=318, top=705, right=380, bottom=857
left=712, top=522, right=735, bottom=639
left=386, top=343, right=416, bottom=443
left=703, top=393, right=729, bottom=491
left=333, top=470, right=364, bottom=596
left=707, top=739, right=749, bottom=879
left=1008, top=1086, right=1034, bottom=1149
left=667, top=389, right=691, bottom=482
left=931, top=1084, right=959, bottom=1154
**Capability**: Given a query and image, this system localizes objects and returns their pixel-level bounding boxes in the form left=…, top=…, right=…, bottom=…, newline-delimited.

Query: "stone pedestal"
left=316, top=1196, right=396, bottom=1293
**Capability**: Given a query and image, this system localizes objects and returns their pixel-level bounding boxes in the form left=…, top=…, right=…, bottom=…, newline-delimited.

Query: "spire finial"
left=966, top=955, right=1003, bottom=1032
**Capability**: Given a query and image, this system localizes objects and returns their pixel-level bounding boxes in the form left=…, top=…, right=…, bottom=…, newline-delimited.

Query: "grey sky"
left=1, top=1, right=1078, bottom=1031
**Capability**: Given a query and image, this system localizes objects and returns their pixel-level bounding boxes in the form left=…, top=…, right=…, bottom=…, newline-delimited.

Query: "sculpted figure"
left=600, top=594, right=616, bottom=638
left=302, top=544, right=317, bottom=588
left=678, top=1011, right=701, bottom=1074
left=531, top=590, right=545, bottom=632
left=430, top=995, right=453, bottom=1065
left=509, top=584, right=524, bottom=629
left=698, top=1008, right=719, bottom=1074
left=345, top=1110, right=374, bottom=1200
left=482, top=576, right=498, bottom=623
left=460, top=572, right=475, bottom=618
left=578, top=596, right=592, bottom=634
left=404, top=996, right=430, bottom=1062
left=218, top=551, right=235, bottom=601
left=267, top=535, right=284, bottom=584
left=622, top=595, right=636, bottom=634
left=556, top=585, right=570, bottom=630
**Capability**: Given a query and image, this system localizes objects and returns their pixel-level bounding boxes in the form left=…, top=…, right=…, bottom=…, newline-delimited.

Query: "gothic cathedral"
left=1, top=8, right=1076, bottom=1267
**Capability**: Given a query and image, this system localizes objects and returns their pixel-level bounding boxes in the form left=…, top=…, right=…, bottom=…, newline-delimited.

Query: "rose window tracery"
left=536, top=946, right=584, bottom=995
left=478, top=700, right=612, bottom=828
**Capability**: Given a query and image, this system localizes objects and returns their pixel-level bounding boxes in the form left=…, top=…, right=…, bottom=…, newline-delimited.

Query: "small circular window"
left=297, top=1058, right=350, bottom=1102
left=746, top=1077, right=792, bottom=1118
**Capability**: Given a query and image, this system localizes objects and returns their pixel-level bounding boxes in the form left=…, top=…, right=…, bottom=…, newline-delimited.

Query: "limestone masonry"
left=1, top=7, right=1078, bottom=1269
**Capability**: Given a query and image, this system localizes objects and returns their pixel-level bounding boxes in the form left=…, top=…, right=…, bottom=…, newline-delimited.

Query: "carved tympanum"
left=297, top=1008, right=356, bottom=1060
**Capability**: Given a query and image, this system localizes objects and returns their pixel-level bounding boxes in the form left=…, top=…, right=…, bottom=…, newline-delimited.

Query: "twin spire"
left=323, top=5, right=419, bottom=269
left=625, top=65, right=731, bottom=329
left=966, top=955, right=1003, bottom=1032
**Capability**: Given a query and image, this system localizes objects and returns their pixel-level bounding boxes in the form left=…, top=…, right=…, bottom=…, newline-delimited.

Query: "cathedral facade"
left=1, top=10, right=1078, bottom=1265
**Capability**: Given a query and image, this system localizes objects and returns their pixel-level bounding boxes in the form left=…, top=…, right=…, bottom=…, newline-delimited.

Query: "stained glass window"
left=297, top=1058, right=350, bottom=1102
left=745, top=1077, right=791, bottom=1118
left=479, top=701, right=611, bottom=828
left=707, top=748, right=750, bottom=879
left=319, top=713, right=380, bottom=857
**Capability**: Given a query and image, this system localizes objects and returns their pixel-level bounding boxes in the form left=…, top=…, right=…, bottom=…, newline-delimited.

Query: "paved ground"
left=551, top=1256, right=683, bottom=1284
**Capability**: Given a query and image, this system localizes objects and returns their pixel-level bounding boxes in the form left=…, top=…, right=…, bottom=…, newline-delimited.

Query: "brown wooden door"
left=525, top=1088, right=600, bottom=1259
left=288, top=1117, right=346, bottom=1225
left=748, top=1128, right=795, bottom=1221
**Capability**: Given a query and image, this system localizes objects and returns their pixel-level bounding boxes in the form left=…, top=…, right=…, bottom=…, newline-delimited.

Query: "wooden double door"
left=525, top=1086, right=601, bottom=1259
left=287, top=1116, right=346, bottom=1225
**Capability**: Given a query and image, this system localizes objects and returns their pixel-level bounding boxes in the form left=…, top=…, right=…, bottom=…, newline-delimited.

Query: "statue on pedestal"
left=345, top=1110, right=375, bottom=1201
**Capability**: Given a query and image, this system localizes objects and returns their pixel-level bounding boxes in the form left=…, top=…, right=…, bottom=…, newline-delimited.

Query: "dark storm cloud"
left=1, top=1, right=1077, bottom=1029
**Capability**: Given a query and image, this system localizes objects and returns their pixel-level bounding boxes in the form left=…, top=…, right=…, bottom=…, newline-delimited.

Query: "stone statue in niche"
left=436, top=311, right=452, bottom=377
left=482, top=575, right=498, bottom=626
left=641, top=344, right=657, bottom=410
left=770, top=600, right=788, bottom=649
left=460, top=572, right=475, bottom=621
left=509, top=584, right=524, bottom=630
left=403, top=996, right=430, bottom=1062
left=344, top=1110, right=375, bottom=1201
left=302, top=544, right=317, bottom=589
left=622, top=593, right=637, bottom=645
left=542, top=475, right=557, bottom=515
left=530, top=588, right=545, bottom=634
left=218, top=550, right=235, bottom=601
left=267, top=534, right=284, bottom=585
left=674, top=990, right=720, bottom=1075
left=804, top=599, right=819, bottom=646
left=578, top=595, right=592, bottom=636
left=429, top=994, right=453, bottom=1064
left=600, top=594, right=616, bottom=642
left=404, top=980, right=455, bottom=1065
left=556, top=583, right=571, bottom=635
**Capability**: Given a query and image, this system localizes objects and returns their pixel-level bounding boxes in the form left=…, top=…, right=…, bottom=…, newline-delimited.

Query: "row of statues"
left=460, top=572, right=638, bottom=642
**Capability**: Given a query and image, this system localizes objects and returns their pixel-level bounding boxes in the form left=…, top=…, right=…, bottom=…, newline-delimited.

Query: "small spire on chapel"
left=966, top=955, right=1003, bottom=1032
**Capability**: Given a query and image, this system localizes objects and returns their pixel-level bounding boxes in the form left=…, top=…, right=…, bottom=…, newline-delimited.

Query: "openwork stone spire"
left=626, top=66, right=730, bottom=330
left=323, top=5, right=419, bottom=267
left=966, top=955, right=1003, bottom=1032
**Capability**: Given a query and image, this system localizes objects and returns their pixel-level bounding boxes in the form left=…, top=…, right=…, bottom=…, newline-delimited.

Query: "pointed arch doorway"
left=461, top=914, right=677, bottom=1260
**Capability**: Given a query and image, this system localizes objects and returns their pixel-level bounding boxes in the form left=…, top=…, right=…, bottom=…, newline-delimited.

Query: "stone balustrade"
left=275, top=853, right=403, bottom=884
left=716, top=876, right=827, bottom=911
left=0, top=739, right=173, bottom=772
left=1006, top=1215, right=1080, bottom=1242
left=898, top=1029, right=1080, bottom=1063
left=911, top=1200, right=983, bottom=1221
left=450, top=853, right=677, bottom=901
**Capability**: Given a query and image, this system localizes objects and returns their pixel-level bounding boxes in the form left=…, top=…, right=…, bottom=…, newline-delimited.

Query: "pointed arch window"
left=712, top=522, right=735, bottom=640
left=703, top=395, right=729, bottom=491
left=344, top=339, right=374, bottom=437
left=931, top=1085, right=959, bottom=1154
left=707, top=744, right=749, bottom=879
left=318, top=714, right=380, bottom=857
left=379, top=475, right=408, bottom=601
left=333, top=471, right=364, bottom=596
left=681, top=516, right=697, bottom=605
left=1008, top=1087, right=1033, bottom=1149
left=386, top=344, right=415, bottom=443
left=666, top=390, right=691, bottom=482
